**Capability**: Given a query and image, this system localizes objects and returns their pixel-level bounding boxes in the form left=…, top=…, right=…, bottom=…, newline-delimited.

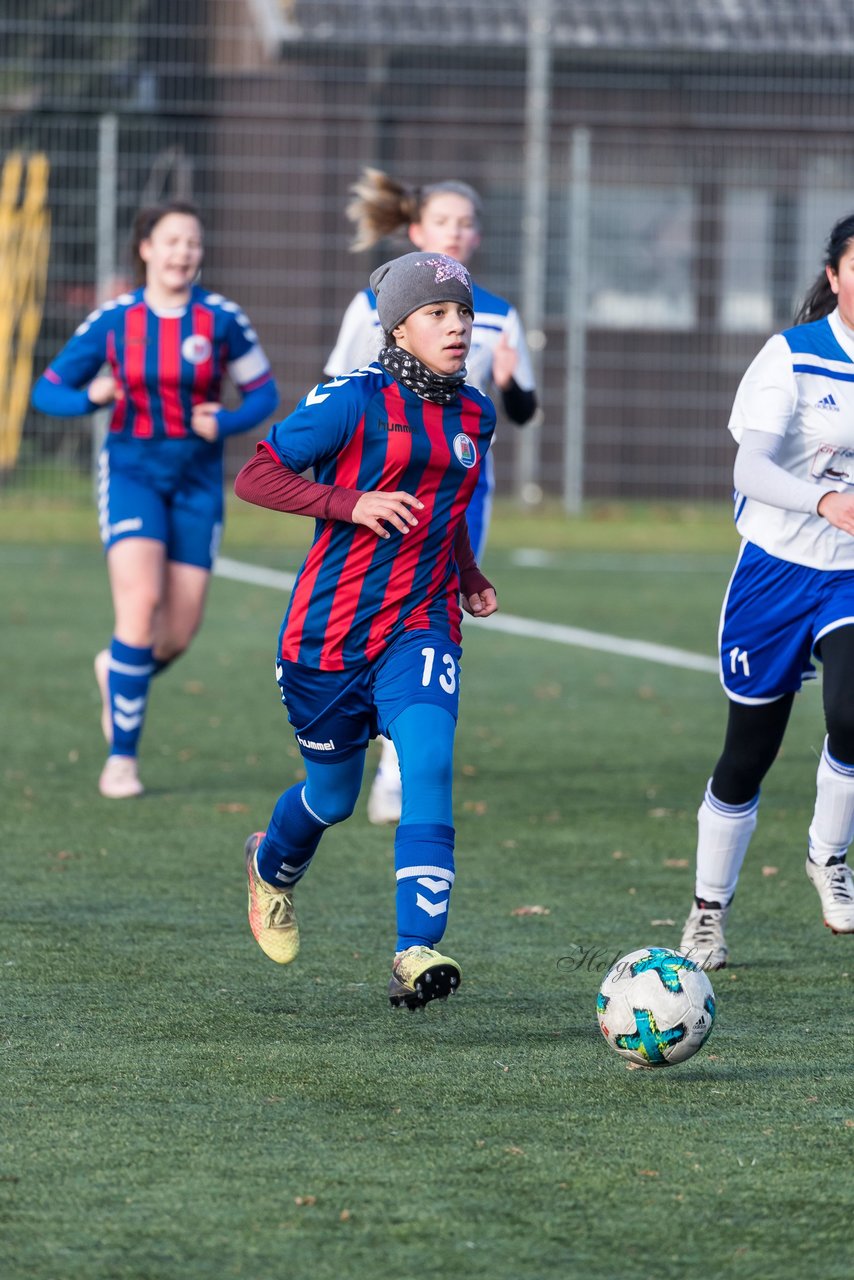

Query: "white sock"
left=808, top=738, right=854, bottom=866
left=694, top=781, right=759, bottom=904
left=377, top=735, right=401, bottom=783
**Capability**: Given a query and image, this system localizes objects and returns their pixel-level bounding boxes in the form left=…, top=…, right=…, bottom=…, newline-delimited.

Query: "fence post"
left=563, top=126, right=591, bottom=514
left=514, top=0, right=552, bottom=505
left=92, top=112, right=118, bottom=491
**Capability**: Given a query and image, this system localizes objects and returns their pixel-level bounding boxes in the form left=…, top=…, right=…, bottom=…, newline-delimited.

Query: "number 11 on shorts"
left=729, top=646, right=750, bottom=676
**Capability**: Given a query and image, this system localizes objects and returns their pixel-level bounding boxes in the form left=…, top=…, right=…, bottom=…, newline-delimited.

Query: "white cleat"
left=367, top=770, right=402, bottom=826
left=678, top=900, right=730, bottom=970
left=94, top=649, right=112, bottom=745
left=99, top=754, right=144, bottom=799
left=805, top=857, right=854, bottom=934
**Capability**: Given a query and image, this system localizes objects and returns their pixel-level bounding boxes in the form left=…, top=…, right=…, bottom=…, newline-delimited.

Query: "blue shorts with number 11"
left=276, top=628, right=463, bottom=763
left=719, top=540, right=854, bottom=704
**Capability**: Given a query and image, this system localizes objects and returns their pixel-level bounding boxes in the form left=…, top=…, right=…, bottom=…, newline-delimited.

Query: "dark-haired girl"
left=32, top=202, right=279, bottom=797
left=678, top=212, right=854, bottom=967
left=236, top=251, right=497, bottom=1008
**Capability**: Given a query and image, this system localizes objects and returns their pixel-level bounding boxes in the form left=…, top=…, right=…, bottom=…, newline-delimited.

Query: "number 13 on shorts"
left=420, top=647, right=457, bottom=694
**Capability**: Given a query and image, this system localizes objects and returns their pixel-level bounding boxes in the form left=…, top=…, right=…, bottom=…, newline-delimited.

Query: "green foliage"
left=2, top=514, right=851, bottom=1280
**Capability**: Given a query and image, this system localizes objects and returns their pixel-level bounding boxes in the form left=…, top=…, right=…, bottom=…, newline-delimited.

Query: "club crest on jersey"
left=181, top=334, right=212, bottom=364
left=453, top=432, right=477, bottom=469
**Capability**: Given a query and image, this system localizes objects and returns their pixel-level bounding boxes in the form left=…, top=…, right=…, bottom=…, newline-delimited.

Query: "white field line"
left=214, top=555, right=719, bottom=675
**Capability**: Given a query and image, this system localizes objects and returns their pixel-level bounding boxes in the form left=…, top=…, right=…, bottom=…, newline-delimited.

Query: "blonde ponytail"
left=345, top=168, right=419, bottom=252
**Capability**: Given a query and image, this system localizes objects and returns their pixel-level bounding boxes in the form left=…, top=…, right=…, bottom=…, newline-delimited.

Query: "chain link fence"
left=3, top=0, right=854, bottom=506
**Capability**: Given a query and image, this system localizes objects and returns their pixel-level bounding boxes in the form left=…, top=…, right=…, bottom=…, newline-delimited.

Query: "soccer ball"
left=596, top=946, right=716, bottom=1068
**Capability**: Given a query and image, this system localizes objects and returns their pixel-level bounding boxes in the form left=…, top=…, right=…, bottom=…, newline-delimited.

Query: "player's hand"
left=88, top=374, right=119, bottom=406
left=462, top=587, right=498, bottom=617
left=491, top=332, right=518, bottom=391
left=191, top=401, right=222, bottom=441
left=352, top=491, right=423, bottom=539
left=818, top=490, right=854, bottom=536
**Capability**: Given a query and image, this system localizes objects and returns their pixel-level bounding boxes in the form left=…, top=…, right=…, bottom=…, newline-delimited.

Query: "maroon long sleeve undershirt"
left=234, top=442, right=362, bottom=522
left=234, top=442, right=493, bottom=599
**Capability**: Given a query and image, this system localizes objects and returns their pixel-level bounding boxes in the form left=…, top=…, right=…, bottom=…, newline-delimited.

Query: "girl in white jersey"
left=679, top=212, right=854, bottom=968
left=326, top=168, right=538, bottom=824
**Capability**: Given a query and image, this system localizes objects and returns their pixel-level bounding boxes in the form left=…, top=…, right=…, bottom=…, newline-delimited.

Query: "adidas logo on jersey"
left=816, top=393, right=840, bottom=411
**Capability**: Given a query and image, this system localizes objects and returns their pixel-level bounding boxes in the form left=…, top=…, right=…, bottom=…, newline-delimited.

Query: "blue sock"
left=108, top=638, right=155, bottom=758
left=256, top=753, right=364, bottom=888
left=256, top=784, right=328, bottom=887
left=394, top=822, right=456, bottom=951
left=388, top=702, right=456, bottom=826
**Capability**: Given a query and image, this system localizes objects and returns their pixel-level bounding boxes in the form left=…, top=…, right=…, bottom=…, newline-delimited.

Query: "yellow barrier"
left=0, top=151, right=51, bottom=472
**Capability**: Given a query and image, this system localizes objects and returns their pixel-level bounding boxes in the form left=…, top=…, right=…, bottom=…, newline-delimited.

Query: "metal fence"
left=4, top=0, right=854, bottom=506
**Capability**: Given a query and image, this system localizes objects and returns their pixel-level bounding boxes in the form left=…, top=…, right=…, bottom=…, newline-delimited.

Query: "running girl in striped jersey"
left=236, top=251, right=497, bottom=1008
left=678, top=212, right=854, bottom=968
left=326, top=168, right=537, bottom=824
left=32, top=201, right=278, bottom=799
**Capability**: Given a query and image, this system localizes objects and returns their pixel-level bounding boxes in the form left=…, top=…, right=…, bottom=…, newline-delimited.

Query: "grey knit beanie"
left=370, top=252, right=474, bottom=336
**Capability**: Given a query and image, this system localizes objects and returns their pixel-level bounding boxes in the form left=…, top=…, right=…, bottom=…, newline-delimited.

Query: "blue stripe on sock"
left=704, top=784, right=759, bottom=818
left=824, top=742, right=854, bottom=778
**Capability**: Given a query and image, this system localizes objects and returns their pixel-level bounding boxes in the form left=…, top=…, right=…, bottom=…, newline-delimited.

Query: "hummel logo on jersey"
left=816, top=393, right=840, bottom=411
left=378, top=420, right=415, bottom=434
left=296, top=735, right=336, bottom=752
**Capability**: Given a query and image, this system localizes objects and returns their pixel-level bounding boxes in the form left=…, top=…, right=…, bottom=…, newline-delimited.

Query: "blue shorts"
left=276, top=628, right=463, bottom=762
left=719, top=540, right=854, bottom=703
left=97, top=445, right=223, bottom=569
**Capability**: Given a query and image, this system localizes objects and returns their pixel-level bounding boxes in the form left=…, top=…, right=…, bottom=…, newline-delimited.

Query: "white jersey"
left=324, top=281, right=536, bottom=398
left=731, top=308, right=854, bottom=570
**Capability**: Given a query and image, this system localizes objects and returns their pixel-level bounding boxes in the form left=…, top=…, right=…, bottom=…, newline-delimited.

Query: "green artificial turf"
left=1, top=502, right=852, bottom=1280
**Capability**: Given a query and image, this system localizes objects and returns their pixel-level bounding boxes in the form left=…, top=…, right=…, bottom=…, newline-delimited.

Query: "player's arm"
left=193, top=379, right=278, bottom=441
left=192, top=309, right=279, bottom=441
left=499, top=376, right=537, bottom=425
left=492, top=309, right=537, bottom=426
left=31, top=310, right=115, bottom=416
left=234, top=443, right=422, bottom=536
left=238, top=375, right=421, bottom=535
left=730, top=335, right=842, bottom=519
left=734, top=429, right=836, bottom=515
left=455, top=519, right=497, bottom=617
left=234, top=443, right=363, bottom=521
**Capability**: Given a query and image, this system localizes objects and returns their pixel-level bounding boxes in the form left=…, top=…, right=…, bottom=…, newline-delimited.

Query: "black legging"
left=711, top=624, right=854, bottom=806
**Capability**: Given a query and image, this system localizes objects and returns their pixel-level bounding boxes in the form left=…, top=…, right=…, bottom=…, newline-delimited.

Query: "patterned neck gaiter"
left=379, top=345, right=466, bottom=406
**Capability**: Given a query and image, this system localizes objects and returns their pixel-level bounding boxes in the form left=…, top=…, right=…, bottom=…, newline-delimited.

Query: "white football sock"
left=807, top=738, right=854, bottom=866
left=694, top=781, right=759, bottom=904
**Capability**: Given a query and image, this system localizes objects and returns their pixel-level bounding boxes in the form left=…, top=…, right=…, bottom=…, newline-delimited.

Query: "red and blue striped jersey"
left=38, top=285, right=273, bottom=442
left=264, top=366, right=496, bottom=670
